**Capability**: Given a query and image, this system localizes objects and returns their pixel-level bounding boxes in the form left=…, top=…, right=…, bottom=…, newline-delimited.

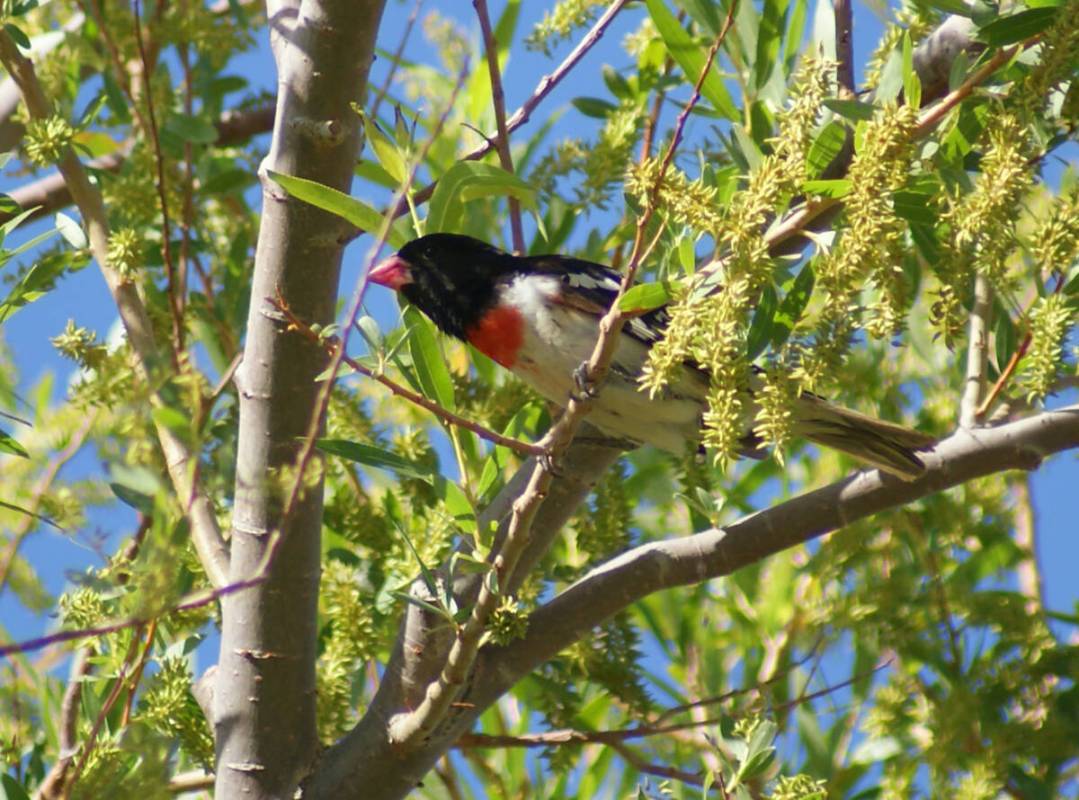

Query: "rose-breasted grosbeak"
left=369, top=233, right=934, bottom=479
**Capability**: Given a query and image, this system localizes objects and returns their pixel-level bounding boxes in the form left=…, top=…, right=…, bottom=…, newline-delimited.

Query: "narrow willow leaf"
left=618, top=280, right=682, bottom=312
left=746, top=284, right=779, bottom=359
left=317, top=438, right=435, bottom=481
left=426, top=161, right=537, bottom=234
left=772, top=264, right=814, bottom=346
left=0, top=428, right=28, bottom=458
left=645, top=0, right=738, bottom=120
left=571, top=97, right=617, bottom=118
left=823, top=98, right=877, bottom=122
left=803, top=179, right=851, bottom=198
left=902, top=32, right=922, bottom=108
left=806, top=120, right=848, bottom=178
left=55, top=213, right=87, bottom=249
left=267, top=170, right=405, bottom=247
left=403, top=306, right=455, bottom=411
left=978, top=7, right=1059, bottom=46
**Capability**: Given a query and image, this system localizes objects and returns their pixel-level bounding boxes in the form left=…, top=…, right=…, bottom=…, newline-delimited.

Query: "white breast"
left=501, top=274, right=705, bottom=452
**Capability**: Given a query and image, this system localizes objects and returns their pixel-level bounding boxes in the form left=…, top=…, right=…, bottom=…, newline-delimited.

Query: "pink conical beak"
left=368, top=254, right=413, bottom=290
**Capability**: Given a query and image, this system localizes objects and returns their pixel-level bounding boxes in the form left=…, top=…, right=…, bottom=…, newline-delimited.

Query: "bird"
left=368, top=233, right=935, bottom=479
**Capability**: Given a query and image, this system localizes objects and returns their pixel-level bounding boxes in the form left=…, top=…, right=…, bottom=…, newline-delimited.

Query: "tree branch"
left=486, top=406, right=1079, bottom=694
left=0, top=30, right=231, bottom=589
left=211, top=0, right=385, bottom=796
left=960, top=274, right=993, bottom=427
left=0, top=103, right=275, bottom=227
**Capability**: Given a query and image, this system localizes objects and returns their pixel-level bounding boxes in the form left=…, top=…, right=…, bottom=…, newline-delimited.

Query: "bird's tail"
left=792, top=395, right=935, bottom=481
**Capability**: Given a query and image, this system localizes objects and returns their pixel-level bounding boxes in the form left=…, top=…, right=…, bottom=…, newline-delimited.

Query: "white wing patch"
left=563, top=271, right=621, bottom=292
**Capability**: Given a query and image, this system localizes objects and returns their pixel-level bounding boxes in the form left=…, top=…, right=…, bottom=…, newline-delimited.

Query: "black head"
left=369, top=233, right=518, bottom=340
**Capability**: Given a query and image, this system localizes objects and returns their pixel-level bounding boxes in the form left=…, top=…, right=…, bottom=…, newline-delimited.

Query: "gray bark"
left=212, top=1, right=386, bottom=797
left=305, top=405, right=1079, bottom=799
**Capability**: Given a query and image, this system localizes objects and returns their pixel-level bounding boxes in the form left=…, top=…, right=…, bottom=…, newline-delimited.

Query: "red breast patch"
left=466, top=305, right=524, bottom=368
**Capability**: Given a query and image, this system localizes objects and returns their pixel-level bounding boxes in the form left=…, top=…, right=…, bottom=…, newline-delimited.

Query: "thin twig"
left=370, top=0, right=423, bottom=122
left=474, top=0, right=524, bottom=253
left=388, top=11, right=737, bottom=749
left=0, top=30, right=230, bottom=587
left=66, top=625, right=146, bottom=789
left=178, top=0, right=195, bottom=317
left=0, top=412, right=96, bottom=594
left=35, top=649, right=92, bottom=799
left=1012, top=474, right=1044, bottom=613
left=456, top=659, right=888, bottom=750
left=960, top=274, right=992, bottom=427
left=608, top=740, right=713, bottom=790
left=976, top=270, right=1068, bottom=417
left=132, top=0, right=183, bottom=355
left=0, top=570, right=264, bottom=657
left=270, top=293, right=544, bottom=457
left=390, top=0, right=631, bottom=221
left=833, top=0, right=855, bottom=97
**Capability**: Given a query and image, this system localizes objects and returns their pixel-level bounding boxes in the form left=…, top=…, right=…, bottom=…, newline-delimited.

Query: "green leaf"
left=0, top=206, right=40, bottom=244
left=922, top=0, right=975, bottom=14
left=317, top=438, right=435, bottom=481
left=0, top=427, right=28, bottom=457
left=978, top=7, right=1058, bottom=46
left=403, top=306, right=456, bottom=411
left=602, top=64, right=632, bottom=100
left=893, top=189, right=937, bottom=224
left=902, top=32, right=922, bottom=108
left=389, top=590, right=456, bottom=624
left=163, top=112, right=219, bottom=145
left=55, top=212, right=87, bottom=249
left=772, top=264, right=814, bottom=346
left=618, top=280, right=682, bottom=313
left=426, top=161, right=537, bottom=234
left=823, top=98, right=877, bottom=121
left=267, top=171, right=405, bottom=247
left=994, top=306, right=1018, bottom=370
left=1, top=773, right=32, bottom=800
left=806, top=119, right=848, bottom=178
left=365, top=119, right=408, bottom=184
left=745, top=284, right=778, bottom=359
left=571, top=96, right=618, bottom=118
left=755, top=0, right=788, bottom=90
left=3, top=23, right=31, bottom=49
left=645, top=0, right=738, bottom=120
left=151, top=406, right=191, bottom=437
left=803, top=178, right=851, bottom=198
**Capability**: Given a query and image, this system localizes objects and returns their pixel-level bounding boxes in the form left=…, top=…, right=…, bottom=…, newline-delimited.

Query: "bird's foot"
left=570, top=362, right=598, bottom=403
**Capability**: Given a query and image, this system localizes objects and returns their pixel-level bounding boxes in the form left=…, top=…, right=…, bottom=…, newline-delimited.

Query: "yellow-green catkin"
left=641, top=56, right=832, bottom=463
left=863, top=6, right=937, bottom=91
left=933, top=112, right=1031, bottom=342
left=525, top=0, right=607, bottom=55
left=753, top=366, right=799, bottom=462
left=1021, top=0, right=1079, bottom=113
left=1032, top=187, right=1079, bottom=274
left=1018, top=293, right=1074, bottom=403
left=797, top=103, right=918, bottom=389
left=24, top=115, right=73, bottom=166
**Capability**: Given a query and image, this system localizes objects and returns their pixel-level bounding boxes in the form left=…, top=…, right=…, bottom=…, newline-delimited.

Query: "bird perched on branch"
left=369, top=233, right=934, bottom=479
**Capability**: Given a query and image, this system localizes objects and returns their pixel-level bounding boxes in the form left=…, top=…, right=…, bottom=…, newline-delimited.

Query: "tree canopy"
left=1, top=0, right=1078, bottom=798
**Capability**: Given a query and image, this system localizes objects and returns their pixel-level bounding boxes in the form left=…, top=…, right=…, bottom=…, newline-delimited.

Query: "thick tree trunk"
left=213, top=2, right=386, bottom=797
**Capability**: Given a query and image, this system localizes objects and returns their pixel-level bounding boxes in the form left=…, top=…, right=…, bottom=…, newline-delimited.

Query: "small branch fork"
left=387, top=11, right=737, bottom=748
left=269, top=292, right=545, bottom=457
